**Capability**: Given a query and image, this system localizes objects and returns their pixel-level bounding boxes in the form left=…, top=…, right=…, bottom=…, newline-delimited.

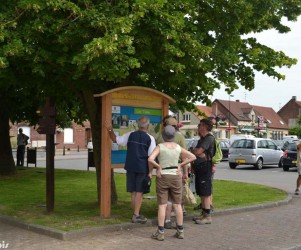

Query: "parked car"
left=228, top=138, right=283, bottom=170
left=219, top=140, right=230, bottom=160
left=185, top=138, right=199, bottom=150
left=281, top=142, right=298, bottom=171
left=185, top=138, right=229, bottom=161
left=229, top=134, right=255, bottom=146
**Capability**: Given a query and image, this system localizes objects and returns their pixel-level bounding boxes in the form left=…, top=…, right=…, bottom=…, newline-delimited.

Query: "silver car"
left=228, top=138, right=283, bottom=170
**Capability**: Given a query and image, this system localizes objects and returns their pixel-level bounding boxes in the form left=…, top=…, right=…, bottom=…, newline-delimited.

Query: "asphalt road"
left=19, top=149, right=298, bottom=194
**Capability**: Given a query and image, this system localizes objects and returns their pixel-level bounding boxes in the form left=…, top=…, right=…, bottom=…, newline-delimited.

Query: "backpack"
left=212, top=137, right=223, bottom=164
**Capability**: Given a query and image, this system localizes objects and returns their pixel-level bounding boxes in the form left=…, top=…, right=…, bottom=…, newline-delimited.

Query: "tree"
left=1, top=0, right=301, bottom=201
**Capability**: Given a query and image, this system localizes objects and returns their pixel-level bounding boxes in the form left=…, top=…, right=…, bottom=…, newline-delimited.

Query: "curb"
left=0, top=194, right=292, bottom=241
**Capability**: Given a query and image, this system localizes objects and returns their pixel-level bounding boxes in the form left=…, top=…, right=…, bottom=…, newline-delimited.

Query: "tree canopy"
left=1, top=0, right=300, bottom=180
left=1, top=1, right=300, bottom=106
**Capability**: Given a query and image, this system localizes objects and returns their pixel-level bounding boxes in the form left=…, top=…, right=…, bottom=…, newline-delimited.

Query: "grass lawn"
left=0, top=167, right=287, bottom=231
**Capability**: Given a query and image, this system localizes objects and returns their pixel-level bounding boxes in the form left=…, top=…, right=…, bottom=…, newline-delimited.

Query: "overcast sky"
left=210, top=17, right=301, bottom=112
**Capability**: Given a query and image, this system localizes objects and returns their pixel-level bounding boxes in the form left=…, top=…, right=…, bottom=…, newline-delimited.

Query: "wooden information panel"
left=95, top=86, right=175, bottom=218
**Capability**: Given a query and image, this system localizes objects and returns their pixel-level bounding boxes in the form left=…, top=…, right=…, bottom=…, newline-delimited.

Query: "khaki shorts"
left=156, top=175, right=182, bottom=205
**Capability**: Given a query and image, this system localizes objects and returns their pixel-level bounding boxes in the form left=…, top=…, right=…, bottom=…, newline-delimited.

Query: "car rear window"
left=287, top=143, right=297, bottom=151
left=232, top=139, right=255, bottom=149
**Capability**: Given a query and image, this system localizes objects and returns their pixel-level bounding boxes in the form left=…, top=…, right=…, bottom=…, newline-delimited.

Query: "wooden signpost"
left=37, top=97, right=56, bottom=213
left=95, top=86, right=175, bottom=218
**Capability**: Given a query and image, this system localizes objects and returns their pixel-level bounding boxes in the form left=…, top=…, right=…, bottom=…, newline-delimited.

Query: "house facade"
left=10, top=121, right=92, bottom=150
left=277, top=96, right=301, bottom=128
left=177, top=99, right=289, bottom=139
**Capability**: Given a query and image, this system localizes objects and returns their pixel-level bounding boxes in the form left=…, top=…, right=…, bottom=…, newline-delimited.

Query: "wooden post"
left=100, top=94, right=112, bottom=218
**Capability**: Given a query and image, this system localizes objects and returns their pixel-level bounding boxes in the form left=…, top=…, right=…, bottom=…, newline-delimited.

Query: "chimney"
left=292, top=96, right=297, bottom=100
left=236, top=100, right=240, bottom=102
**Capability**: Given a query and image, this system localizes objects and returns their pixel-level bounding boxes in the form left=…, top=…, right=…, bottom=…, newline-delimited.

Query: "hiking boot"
left=132, top=214, right=147, bottom=224
left=164, top=220, right=172, bottom=229
left=151, top=229, right=164, bottom=241
left=174, top=229, right=184, bottom=239
left=193, top=203, right=202, bottom=210
left=192, top=211, right=204, bottom=221
left=295, top=188, right=300, bottom=195
left=195, top=213, right=212, bottom=225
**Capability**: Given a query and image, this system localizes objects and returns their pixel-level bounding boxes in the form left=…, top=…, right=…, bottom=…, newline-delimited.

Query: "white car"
left=228, top=138, right=283, bottom=170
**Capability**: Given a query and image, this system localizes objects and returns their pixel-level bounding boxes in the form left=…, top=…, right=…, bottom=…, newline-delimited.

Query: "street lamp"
left=228, top=94, right=234, bottom=138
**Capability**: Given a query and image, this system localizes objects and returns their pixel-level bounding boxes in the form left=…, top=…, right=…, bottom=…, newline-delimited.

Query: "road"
left=22, top=149, right=297, bottom=194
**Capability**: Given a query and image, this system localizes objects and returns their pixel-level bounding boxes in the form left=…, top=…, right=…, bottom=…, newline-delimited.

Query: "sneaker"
left=174, top=229, right=184, bottom=239
left=132, top=214, right=147, bottom=224
left=295, top=188, right=300, bottom=195
left=164, top=220, right=172, bottom=229
left=151, top=229, right=164, bottom=241
left=195, top=213, right=212, bottom=225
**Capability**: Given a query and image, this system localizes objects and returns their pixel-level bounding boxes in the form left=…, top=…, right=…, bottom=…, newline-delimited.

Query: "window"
left=183, top=113, right=191, bottom=121
left=64, top=128, right=74, bottom=143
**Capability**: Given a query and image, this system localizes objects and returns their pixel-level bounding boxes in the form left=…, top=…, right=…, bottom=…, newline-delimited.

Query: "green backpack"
left=212, top=137, right=223, bottom=164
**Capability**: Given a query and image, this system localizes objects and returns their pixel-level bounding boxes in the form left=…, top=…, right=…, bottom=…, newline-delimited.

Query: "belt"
left=163, top=166, right=178, bottom=170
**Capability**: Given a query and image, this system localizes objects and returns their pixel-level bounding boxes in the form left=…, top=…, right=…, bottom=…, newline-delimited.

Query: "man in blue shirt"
left=106, top=116, right=156, bottom=223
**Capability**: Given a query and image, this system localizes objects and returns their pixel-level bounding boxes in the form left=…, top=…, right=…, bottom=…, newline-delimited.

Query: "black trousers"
left=16, top=145, right=26, bottom=166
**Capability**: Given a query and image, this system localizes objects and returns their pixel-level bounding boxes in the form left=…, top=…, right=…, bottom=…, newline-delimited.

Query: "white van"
left=283, top=135, right=298, bottom=140
left=230, top=134, right=255, bottom=146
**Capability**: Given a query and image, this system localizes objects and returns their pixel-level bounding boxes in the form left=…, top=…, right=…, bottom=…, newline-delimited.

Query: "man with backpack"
left=192, top=119, right=215, bottom=225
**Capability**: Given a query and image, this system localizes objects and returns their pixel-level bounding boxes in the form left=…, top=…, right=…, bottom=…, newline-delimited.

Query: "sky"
left=209, top=17, right=301, bottom=112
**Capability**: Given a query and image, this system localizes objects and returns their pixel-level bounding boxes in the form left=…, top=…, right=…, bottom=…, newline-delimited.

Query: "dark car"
left=281, top=142, right=298, bottom=171
left=219, top=140, right=230, bottom=160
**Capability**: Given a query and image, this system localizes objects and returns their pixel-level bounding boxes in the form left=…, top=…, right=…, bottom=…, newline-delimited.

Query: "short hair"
left=138, top=116, right=150, bottom=129
left=198, top=119, right=213, bottom=131
left=19, top=128, right=23, bottom=133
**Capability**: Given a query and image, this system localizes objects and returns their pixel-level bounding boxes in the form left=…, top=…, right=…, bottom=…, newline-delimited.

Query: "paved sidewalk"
left=1, top=194, right=301, bottom=250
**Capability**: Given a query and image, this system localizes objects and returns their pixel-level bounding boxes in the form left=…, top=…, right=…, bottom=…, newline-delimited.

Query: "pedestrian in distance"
left=148, top=125, right=196, bottom=241
left=192, top=119, right=215, bottom=225
left=105, top=116, right=156, bottom=224
left=295, top=143, right=301, bottom=195
left=16, top=128, right=29, bottom=167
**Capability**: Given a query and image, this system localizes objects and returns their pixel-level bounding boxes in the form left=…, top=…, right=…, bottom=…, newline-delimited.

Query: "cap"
left=164, top=117, right=177, bottom=126
left=162, top=125, right=176, bottom=142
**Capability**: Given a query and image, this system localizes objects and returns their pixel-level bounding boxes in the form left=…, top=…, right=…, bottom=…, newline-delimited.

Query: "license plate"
left=236, top=159, right=246, bottom=164
left=292, top=160, right=297, bottom=164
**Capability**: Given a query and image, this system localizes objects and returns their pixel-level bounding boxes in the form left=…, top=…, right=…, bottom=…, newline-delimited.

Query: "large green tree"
left=1, top=0, right=301, bottom=200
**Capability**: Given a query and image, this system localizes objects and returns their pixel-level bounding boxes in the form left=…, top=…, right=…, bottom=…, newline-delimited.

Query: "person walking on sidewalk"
left=148, top=125, right=196, bottom=241
left=105, top=116, right=156, bottom=224
left=295, top=143, right=301, bottom=195
left=192, top=119, right=215, bottom=225
left=16, top=128, right=29, bottom=166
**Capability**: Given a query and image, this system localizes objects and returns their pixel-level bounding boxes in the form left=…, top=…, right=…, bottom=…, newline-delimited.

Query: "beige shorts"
left=156, top=175, right=182, bottom=205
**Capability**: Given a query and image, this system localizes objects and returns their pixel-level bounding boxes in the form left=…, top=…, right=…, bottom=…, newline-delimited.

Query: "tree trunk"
left=80, top=90, right=118, bottom=204
left=0, top=115, right=16, bottom=175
